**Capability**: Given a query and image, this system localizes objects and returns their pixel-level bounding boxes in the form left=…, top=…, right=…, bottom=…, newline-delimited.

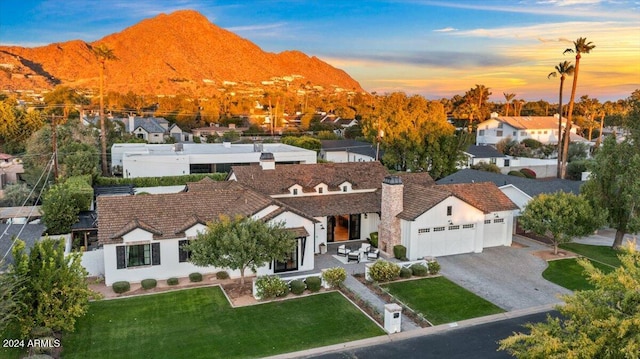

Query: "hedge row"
left=95, top=173, right=227, bottom=187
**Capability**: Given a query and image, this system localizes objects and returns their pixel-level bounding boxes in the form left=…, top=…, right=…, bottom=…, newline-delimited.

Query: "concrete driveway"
left=437, top=236, right=571, bottom=311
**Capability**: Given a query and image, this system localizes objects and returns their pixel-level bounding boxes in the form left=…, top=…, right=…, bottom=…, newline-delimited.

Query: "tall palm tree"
left=92, top=44, right=117, bottom=176
left=548, top=60, right=575, bottom=178
left=503, top=93, right=515, bottom=116
left=560, top=37, right=595, bottom=178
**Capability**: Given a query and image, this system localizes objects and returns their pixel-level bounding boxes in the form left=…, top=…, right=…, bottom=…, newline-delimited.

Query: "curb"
left=262, top=302, right=561, bottom=359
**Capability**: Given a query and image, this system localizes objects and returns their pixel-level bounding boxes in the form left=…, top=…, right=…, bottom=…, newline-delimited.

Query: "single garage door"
left=483, top=218, right=507, bottom=247
left=418, top=224, right=475, bottom=257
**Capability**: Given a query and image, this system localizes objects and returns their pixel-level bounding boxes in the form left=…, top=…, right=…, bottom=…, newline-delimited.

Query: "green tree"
left=0, top=183, right=35, bottom=207
left=186, top=215, right=296, bottom=285
left=41, top=176, right=92, bottom=235
left=10, top=238, right=93, bottom=336
left=548, top=60, right=575, bottom=178
left=0, top=264, right=23, bottom=334
left=519, top=192, right=602, bottom=255
left=58, top=142, right=100, bottom=179
left=0, top=98, right=45, bottom=154
left=92, top=44, right=117, bottom=176
left=499, top=244, right=640, bottom=358
left=281, top=135, right=321, bottom=152
left=561, top=37, right=596, bottom=179
left=582, top=136, right=640, bottom=249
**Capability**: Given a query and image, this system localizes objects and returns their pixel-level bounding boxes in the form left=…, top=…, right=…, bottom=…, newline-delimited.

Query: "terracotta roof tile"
left=398, top=184, right=451, bottom=220
left=277, top=191, right=381, bottom=217
left=491, top=116, right=572, bottom=130
left=440, top=182, right=520, bottom=213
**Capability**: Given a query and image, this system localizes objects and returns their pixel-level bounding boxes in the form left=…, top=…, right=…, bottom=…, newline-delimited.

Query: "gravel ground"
left=437, top=237, right=571, bottom=311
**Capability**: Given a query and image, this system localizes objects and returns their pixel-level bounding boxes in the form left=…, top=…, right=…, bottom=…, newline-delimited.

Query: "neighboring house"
left=111, top=116, right=181, bottom=144
left=169, top=124, right=191, bottom=142
left=462, top=145, right=508, bottom=168
left=0, top=206, right=42, bottom=224
left=436, top=168, right=583, bottom=214
left=111, top=142, right=317, bottom=178
left=379, top=176, right=518, bottom=259
left=0, top=154, right=24, bottom=190
left=319, top=140, right=381, bottom=162
left=0, top=223, right=46, bottom=267
left=476, top=113, right=583, bottom=146
left=96, top=179, right=317, bottom=285
left=229, top=160, right=517, bottom=259
left=191, top=124, right=248, bottom=139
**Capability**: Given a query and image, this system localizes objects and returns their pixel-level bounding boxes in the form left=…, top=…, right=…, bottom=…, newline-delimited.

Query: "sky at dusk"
left=1, top=0, right=639, bottom=102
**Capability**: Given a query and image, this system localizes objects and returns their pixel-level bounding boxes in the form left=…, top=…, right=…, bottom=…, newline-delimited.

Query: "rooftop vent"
left=382, top=175, right=403, bottom=185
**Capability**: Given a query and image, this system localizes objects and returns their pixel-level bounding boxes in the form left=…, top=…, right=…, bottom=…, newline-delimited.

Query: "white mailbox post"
left=384, top=303, right=402, bottom=333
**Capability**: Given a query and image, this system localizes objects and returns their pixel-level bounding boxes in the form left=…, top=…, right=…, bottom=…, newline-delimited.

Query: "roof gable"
left=482, top=116, right=569, bottom=130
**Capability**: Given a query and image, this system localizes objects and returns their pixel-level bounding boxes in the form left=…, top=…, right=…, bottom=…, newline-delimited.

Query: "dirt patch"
left=510, top=241, right=527, bottom=249
left=221, top=281, right=258, bottom=306
left=531, top=250, right=578, bottom=261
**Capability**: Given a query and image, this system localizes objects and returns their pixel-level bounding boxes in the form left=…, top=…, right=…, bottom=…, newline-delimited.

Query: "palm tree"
left=503, top=93, right=515, bottom=116
left=560, top=37, right=595, bottom=178
left=92, top=44, right=117, bottom=176
left=548, top=60, right=575, bottom=178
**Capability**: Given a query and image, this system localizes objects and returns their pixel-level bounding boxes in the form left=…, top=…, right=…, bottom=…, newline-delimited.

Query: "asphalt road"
left=310, top=311, right=558, bottom=359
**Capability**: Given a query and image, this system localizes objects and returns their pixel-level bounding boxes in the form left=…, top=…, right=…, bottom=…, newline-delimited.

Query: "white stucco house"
left=476, top=113, right=582, bottom=146
left=319, top=140, right=380, bottom=163
left=111, top=142, right=317, bottom=178
left=97, top=179, right=316, bottom=286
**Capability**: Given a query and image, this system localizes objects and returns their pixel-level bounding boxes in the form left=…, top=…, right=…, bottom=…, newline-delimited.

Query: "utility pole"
left=51, top=113, right=59, bottom=181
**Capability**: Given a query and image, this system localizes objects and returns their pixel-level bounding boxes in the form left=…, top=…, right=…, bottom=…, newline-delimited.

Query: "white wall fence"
left=81, top=249, right=105, bottom=277
left=253, top=272, right=326, bottom=300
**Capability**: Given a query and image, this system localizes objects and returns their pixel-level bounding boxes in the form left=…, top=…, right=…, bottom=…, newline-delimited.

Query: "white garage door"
left=484, top=218, right=507, bottom=247
left=417, top=224, right=475, bottom=257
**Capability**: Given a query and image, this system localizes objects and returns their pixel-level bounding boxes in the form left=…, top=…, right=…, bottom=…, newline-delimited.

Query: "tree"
left=92, top=44, right=117, bottom=176
left=0, top=264, right=23, bottom=334
left=0, top=98, right=45, bottom=154
left=582, top=136, right=640, bottom=249
left=0, top=183, right=35, bottom=207
left=281, top=135, right=321, bottom=152
left=503, top=93, right=515, bottom=116
left=519, top=192, right=601, bottom=255
left=10, top=238, right=93, bottom=336
left=499, top=244, right=640, bottom=358
left=41, top=176, right=92, bottom=235
left=548, top=60, right=575, bottom=178
left=561, top=37, right=596, bottom=179
left=186, top=215, right=297, bottom=285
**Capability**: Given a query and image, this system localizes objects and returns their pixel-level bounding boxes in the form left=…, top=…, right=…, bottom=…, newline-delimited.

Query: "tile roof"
left=395, top=172, right=436, bottom=187
left=230, top=162, right=390, bottom=195
left=436, top=169, right=583, bottom=197
left=278, top=191, right=381, bottom=217
left=490, top=116, right=569, bottom=130
left=98, top=181, right=277, bottom=245
left=398, top=184, right=451, bottom=220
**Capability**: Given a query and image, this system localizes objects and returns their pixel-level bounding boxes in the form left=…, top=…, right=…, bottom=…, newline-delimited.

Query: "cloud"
left=322, top=50, right=515, bottom=69
left=536, top=0, right=601, bottom=6
left=226, top=22, right=287, bottom=32
left=433, top=27, right=457, bottom=32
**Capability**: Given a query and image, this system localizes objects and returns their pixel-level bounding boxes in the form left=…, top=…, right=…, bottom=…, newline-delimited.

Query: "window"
left=498, top=123, right=503, bottom=129
left=463, top=224, right=474, bottom=229
left=293, top=188, right=298, bottom=195
left=116, top=243, right=160, bottom=269
left=448, top=225, right=460, bottom=230
left=496, top=130, right=503, bottom=137
left=494, top=218, right=505, bottom=223
left=446, top=206, right=452, bottom=216
left=178, top=240, right=191, bottom=263
left=274, top=243, right=298, bottom=273
left=418, top=228, right=430, bottom=234
left=433, top=226, right=445, bottom=232
left=513, top=131, right=517, bottom=136
left=479, top=129, right=485, bottom=136
left=342, top=186, right=348, bottom=192
left=504, top=159, right=510, bottom=167
left=484, top=219, right=491, bottom=224
left=318, top=187, right=324, bottom=194
left=490, top=158, right=497, bottom=164
left=543, top=130, right=548, bottom=134
left=520, top=131, right=527, bottom=136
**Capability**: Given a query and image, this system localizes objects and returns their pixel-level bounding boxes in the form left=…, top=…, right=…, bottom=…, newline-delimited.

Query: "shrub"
left=428, top=261, right=441, bottom=275
left=290, top=279, right=306, bottom=295
left=322, top=267, right=347, bottom=288
left=399, top=267, right=412, bottom=278
left=567, top=160, right=591, bottom=180
left=167, top=277, right=179, bottom=286
left=410, top=264, right=429, bottom=276
left=522, top=138, right=543, bottom=149
left=112, top=281, right=130, bottom=294
left=141, top=278, right=157, bottom=290
left=508, top=170, right=526, bottom=178
left=519, top=168, right=537, bottom=179
left=369, top=232, right=379, bottom=248
left=189, top=272, right=203, bottom=282
left=255, top=275, right=289, bottom=299
left=471, top=162, right=501, bottom=173
left=305, top=276, right=322, bottom=292
left=368, top=260, right=401, bottom=282
left=216, top=271, right=230, bottom=280
left=393, top=245, right=407, bottom=260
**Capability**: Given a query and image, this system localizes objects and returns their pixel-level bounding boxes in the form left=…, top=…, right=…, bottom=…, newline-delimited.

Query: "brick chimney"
left=259, top=152, right=275, bottom=170
left=379, top=175, right=403, bottom=254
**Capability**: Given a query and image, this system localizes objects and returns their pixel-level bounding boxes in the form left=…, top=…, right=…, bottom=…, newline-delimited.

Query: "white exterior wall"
left=361, top=213, right=380, bottom=240
left=500, top=158, right=558, bottom=178
left=499, top=185, right=531, bottom=215
left=80, top=249, right=104, bottom=277
left=123, top=154, right=191, bottom=178
left=476, top=119, right=516, bottom=145
left=324, top=151, right=375, bottom=163
left=482, top=210, right=515, bottom=247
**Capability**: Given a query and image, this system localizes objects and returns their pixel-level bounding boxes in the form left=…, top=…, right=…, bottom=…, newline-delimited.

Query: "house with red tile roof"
left=476, top=113, right=586, bottom=146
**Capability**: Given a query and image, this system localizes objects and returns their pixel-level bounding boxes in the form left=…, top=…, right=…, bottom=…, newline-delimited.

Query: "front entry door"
left=327, top=216, right=335, bottom=242
left=349, top=214, right=361, bottom=240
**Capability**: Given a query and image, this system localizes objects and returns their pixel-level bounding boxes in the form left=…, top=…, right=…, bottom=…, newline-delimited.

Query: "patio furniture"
left=360, top=243, right=371, bottom=253
left=347, top=250, right=360, bottom=263
left=367, top=247, right=380, bottom=260
left=337, top=244, right=349, bottom=257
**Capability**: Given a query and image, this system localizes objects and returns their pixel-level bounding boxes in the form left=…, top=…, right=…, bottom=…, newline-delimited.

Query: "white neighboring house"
left=462, top=145, right=509, bottom=168
left=476, top=113, right=582, bottom=146
left=379, top=176, right=519, bottom=260
left=97, top=179, right=316, bottom=286
left=319, top=140, right=380, bottom=163
left=111, top=143, right=317, bottom=178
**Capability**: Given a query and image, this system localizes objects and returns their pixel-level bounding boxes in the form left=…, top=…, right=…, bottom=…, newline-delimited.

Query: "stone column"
left=379, top=175, right=403, bottom=255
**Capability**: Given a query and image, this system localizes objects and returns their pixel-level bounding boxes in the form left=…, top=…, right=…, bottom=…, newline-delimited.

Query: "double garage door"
left=416, top=224, right=475, bottom=258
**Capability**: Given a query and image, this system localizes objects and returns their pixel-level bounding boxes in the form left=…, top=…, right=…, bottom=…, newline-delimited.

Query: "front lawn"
left=559, top=243, right=622, bottom=267
left=63, top=287, right=384, bottom=359
left=381, top=277, right=504, bottom=325
left=543, top=258, right=614, bottom=291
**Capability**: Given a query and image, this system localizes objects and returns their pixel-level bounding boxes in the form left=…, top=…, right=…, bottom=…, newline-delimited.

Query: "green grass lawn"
left=559, top=243, right=622, bottom=267
left=543, top=258, right=614, bottom=291
left=62, top=287, right=384, bottom=359
left=381, top=277, right=504, bottom=325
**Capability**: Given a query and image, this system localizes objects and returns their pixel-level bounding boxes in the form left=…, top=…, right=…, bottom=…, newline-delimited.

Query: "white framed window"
left=433, top=226, right=445, bottom=232
left=418, top=228, right=430, bottom=234
left=484, top=219, right=491, bottom=224
left=448, top=225, right=460, bottom=230
left=494, top=218, right=505, bottom=223
left=479, top=130, right=485, bottom=136
left=463, top=224, right=474, bottom=229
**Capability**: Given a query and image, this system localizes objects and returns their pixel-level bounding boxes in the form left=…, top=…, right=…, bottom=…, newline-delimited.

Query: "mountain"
left=0, top=10, right=363, bottom=96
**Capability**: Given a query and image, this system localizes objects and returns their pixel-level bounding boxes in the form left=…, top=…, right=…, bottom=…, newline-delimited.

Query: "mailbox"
left=384, top=303, right=402, bottom=333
